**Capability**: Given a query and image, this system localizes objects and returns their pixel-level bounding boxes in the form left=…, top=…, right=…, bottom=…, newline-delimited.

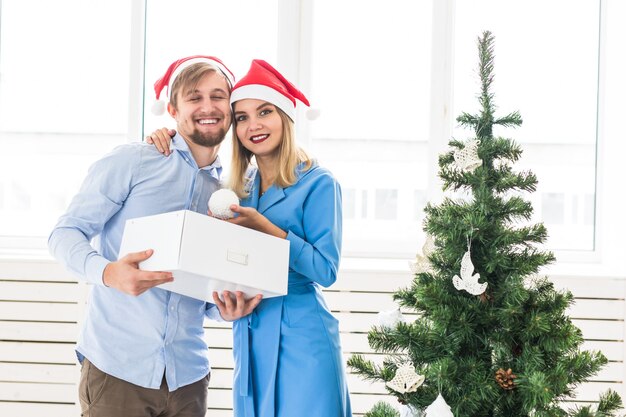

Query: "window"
left=305, top=0, right=433, bottom=257
left=0, top=0, right=132, bottom=255
left=343, top=189, right=356, bottom=220
left=414, top=190, right=427, bottom=222
left=361, top=190, right=369, bottom=219
left=542, top=193, right=566, bottom=225
left=583, top=194, right=594, bottom=226
left=2, top=0, right=624, bottom=269
left=375, top=189, right=398, bottom=220
left=453, top=0, right=600, bottom=251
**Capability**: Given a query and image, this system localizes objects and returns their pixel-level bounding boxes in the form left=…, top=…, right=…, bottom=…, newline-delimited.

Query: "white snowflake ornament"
left=409, top=235, right=436, bottom=274
left=377, top=308, right=405, bottom=328
left=422, top=235, right=436, bottom=255
left=452, top=139, right=482, bottom=172
left=452, top=250, right=487, bottom=296
left=409, top=255, right=432, bottom=275
left=208, top=189, right=239, bottom=219
left=424, top=394, right=454, bottom=417
left=386, top=363, right=425, bottom=394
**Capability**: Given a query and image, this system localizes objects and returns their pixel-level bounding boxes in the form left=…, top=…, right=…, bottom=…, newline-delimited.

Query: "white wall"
left=1, top=259, right=623, bottom=416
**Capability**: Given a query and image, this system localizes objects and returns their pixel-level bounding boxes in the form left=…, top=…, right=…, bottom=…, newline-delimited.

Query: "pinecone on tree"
left=495, top=368, right=516, bottom=390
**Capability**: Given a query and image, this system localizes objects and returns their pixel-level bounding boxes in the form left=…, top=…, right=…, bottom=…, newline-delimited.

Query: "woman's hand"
left=145, top=128, right=176, bottom=156
left=212, top=290, right=262, bottom=321
left=217, top=205, right=288, bottom=239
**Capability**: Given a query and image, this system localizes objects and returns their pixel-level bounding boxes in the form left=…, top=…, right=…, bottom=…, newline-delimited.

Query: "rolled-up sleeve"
left=48, top=146, right=137, bottom=285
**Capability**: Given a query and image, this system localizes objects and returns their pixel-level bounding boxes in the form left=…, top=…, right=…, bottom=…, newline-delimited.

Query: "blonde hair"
left=228, top=107, right=312, bottom=198
left=169, top=62, right=231, bottom=110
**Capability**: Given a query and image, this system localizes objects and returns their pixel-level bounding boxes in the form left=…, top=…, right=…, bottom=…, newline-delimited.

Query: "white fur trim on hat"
left=230, top=84, right=296, bottom=120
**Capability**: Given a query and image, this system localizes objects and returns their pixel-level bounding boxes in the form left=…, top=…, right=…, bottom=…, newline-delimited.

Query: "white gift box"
left=118, top=210, right=289, bottom=300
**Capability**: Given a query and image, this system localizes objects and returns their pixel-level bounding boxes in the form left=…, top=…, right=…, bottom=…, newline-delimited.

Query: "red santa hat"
left=151, top=55, right=235, bottom=116
left=229, top=59, right=309, bottom=121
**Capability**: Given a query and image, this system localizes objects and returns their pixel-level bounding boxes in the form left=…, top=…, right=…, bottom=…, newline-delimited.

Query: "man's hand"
left=103, top=249, right=173, bottom=296
left=213, top=291, right=263, bottom=321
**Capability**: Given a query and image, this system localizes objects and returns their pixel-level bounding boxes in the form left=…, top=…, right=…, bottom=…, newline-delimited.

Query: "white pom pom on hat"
left=151, top=55, right=235, bottom=116
left=150, top=99, right=167, bottom=116
left=230, top=59, right=309, bottom=121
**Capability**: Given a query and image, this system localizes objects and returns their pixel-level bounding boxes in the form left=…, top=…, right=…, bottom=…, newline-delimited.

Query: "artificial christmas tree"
left=348, top=31, right=623, bottom=417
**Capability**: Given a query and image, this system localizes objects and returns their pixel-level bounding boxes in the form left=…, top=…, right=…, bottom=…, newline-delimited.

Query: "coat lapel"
left=246, top=170, right=288, bottom=214
left=246, top=162, right=316, bottom=213
left=257, top=185, right=286, bottom=214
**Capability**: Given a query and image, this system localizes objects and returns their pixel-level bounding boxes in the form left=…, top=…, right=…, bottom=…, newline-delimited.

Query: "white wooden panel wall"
left=1, top=260, right=624, bottom=416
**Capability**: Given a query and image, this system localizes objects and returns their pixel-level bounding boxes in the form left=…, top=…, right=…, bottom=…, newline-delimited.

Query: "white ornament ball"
left=400, top=404, right=422, bottom=417
left=209, top=189, right=239, bottom=219
left=377, top=309, right=404, bottom=328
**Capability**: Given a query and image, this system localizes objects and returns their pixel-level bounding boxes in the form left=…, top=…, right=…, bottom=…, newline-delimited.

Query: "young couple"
left=49, top=55, right=351, bottom=417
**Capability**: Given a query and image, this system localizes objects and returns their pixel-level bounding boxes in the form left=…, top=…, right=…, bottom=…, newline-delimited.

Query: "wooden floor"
left=1, top=260, right=624, bottom=416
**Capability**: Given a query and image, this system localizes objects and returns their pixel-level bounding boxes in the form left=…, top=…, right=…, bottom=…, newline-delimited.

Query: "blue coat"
left=232, top=163, right=352, bottom=417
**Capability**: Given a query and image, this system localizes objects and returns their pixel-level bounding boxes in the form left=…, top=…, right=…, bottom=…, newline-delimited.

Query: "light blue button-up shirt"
left=48, top=134, right=222, bottom=391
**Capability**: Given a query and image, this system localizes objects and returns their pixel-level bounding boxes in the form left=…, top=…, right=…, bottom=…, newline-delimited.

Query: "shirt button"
left=170, top=306, right=175, bottom=311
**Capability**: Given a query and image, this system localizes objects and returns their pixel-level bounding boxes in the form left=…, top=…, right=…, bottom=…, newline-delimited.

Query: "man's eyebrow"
left=183, top=88, right=229, bottom=96
left=210, top=88, right=229, bottom=95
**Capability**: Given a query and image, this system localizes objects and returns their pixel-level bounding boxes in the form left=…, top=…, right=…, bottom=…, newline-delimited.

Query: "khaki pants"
left=78, top=358, right=210, bottom=417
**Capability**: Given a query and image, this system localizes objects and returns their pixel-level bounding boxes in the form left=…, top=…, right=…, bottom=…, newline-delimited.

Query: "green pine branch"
left=364, top=402, right=400, bottom=417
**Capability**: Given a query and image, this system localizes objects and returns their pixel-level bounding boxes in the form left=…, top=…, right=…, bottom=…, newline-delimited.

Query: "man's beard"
left=188, top=126, right=228, bottom=148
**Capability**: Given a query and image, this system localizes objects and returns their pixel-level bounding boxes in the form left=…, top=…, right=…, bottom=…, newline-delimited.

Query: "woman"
left=148, top=59, right=351, bottom=417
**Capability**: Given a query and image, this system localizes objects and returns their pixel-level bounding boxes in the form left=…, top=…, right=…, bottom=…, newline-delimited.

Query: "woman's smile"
left=250, top=134, right=269, bottom=143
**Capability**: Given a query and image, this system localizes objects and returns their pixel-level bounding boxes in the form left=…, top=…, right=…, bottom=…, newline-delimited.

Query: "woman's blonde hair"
left=228, top=106, right=312, bottom=198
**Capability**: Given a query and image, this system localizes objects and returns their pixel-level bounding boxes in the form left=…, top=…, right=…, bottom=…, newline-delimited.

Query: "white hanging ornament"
left=386, top=363, right=425, bottom=394
left=493, top=157, right=507, bottom=170
left=452, top=248, right=488, bottom=296
left=399, top=404, right=422, bottom=417
left=377, top=308, right=405, bottom=328
left=208, top=188, right=240, bottom=219
left=452, top=139, right=482, bottom=172
left=424, top=393, right=454, bottom=417
left=409, top=235, right=436, bottom=274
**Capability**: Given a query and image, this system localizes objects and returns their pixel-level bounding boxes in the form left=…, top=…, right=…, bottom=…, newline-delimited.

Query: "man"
left=48, top=55, right=261, bottom=417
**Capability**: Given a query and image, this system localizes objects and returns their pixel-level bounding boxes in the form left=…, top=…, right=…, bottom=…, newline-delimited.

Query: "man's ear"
left=167, top=102, right=177, bottom=118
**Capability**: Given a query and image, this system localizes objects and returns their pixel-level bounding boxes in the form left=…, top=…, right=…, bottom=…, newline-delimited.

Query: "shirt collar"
left=171, top=133, right=222, bottom=179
